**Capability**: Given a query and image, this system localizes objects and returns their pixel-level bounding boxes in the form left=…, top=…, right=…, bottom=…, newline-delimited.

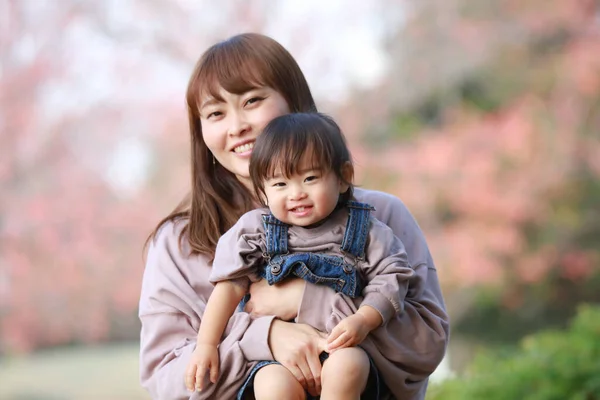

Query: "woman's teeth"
left=233, top=142, right=254, bottom=153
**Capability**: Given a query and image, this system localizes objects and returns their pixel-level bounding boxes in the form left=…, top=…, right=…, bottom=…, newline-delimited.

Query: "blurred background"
left=2, top=0, right=599, bottom=399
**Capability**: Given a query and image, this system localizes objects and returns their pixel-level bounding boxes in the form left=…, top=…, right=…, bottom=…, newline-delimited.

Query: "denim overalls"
left=236, top=201, right=385, bottom=399
left=259, top=200, right=375, bottom=298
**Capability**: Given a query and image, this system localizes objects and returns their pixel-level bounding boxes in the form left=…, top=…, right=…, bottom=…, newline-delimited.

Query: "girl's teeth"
left=234, top=142, right=254, bottom=153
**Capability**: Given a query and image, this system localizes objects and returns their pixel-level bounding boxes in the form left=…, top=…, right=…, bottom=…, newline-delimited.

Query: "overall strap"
left=261, top=213, right=289, bottom=257
left=340, top=201, right=375, bottom=260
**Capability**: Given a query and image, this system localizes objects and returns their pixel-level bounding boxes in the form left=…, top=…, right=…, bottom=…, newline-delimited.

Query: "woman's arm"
left=139, top=221, right=276, bottom=399
left=245, top=278, right=328, bottom=396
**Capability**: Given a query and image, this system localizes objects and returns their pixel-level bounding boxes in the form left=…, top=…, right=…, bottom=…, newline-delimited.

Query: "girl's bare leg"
left=320, top=347, right=370, bottom=400
left=254, top=363, right=306, bottom=400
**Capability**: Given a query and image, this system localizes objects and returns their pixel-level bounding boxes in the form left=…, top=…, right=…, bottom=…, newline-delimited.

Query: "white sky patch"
left=39, top=17, right=188, bottom=122
left=105, top=135, right=152, bottom=197
left=12, top=34, right=38, bottom=67
left=263, top=0, right=394, bottom=103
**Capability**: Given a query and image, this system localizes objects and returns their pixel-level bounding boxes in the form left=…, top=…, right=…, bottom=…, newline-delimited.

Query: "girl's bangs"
left=264, top=138, right=330, bottom=181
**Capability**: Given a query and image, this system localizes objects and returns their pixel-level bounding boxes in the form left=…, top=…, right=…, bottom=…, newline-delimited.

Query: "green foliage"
left=428, top=304, right=600, bottom=400
left=455, top=271, right=600, bottom=344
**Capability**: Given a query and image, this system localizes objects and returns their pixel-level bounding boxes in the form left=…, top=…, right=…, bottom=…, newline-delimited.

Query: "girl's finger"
left=195, top=365, right=207, bottom=391
left=209, top=361, right=219, bottom=383
left=185, top=364, right=197, bottom=391
left=327, top=325, right=343, bottom=344
left=328, top=331, right=350, bottom=351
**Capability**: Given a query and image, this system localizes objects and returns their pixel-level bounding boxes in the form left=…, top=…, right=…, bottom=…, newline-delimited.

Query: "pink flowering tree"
left=347, top=0, right=600, bottom=341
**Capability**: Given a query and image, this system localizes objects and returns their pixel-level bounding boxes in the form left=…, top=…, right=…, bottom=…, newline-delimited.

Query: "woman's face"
left=199, top=86, right=290, bottom=189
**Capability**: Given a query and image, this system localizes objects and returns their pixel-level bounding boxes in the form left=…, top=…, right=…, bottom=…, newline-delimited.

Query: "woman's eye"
left=206, top=111, right=222, bottom=119
left=245, top=97, right=264, bottom=106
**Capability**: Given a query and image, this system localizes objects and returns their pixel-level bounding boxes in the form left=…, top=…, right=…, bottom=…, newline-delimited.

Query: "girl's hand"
left=185, top=343, right=219, bottom=392
left=328, top=306, right=382, bottom=352
left=245, top=278, right=305, bottom=320
left=269, top=319, right=328, bottom=396
left=327, top=314, right=370, bottom=351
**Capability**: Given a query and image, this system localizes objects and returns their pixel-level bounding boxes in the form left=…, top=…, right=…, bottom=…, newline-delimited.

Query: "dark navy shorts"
left=236, top=351, right=387, bottom=400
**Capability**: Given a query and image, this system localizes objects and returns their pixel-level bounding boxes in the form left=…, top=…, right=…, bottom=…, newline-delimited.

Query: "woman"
left=139, top=33, right=449, bottom=400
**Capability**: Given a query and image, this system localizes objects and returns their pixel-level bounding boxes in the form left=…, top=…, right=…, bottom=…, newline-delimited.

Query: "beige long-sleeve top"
left=139, top=188, right=449, bottom=399
left=210, top=204, right=415, bottom=326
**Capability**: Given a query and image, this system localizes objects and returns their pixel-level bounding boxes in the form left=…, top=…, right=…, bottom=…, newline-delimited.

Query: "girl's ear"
left=339, top=162, right=354, bottom=193
left=261, top=193, right=269, bottom=207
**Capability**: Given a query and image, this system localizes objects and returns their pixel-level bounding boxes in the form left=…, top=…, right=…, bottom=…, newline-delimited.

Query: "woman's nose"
left=227, top=111, right=250, bottom=137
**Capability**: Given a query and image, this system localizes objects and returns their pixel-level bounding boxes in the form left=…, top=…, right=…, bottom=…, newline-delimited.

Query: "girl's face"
left=199, top=86, right=290, bottom=189
left=263, top=154, right=350, bottom=227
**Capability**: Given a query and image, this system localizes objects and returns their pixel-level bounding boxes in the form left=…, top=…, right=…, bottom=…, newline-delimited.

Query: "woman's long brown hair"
left=147, top=33, right=317, bottom=259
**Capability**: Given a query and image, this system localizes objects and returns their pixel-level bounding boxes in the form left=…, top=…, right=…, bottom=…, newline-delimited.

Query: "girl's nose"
left=289, top=186, right=307, bottom=201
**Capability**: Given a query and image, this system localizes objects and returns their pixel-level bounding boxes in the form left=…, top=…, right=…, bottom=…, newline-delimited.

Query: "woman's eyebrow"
left=200, top=98, right=220, bottom=110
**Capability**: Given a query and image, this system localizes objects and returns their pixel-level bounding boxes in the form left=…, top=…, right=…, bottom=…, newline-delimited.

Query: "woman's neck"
left=231, top=180, right=261, bottom=211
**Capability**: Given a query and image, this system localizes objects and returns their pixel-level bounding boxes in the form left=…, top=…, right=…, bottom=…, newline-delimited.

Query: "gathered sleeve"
left=209, top=209, right=269, bottom=291
left=138, top=220, right=275, bottom=400
left=358, top=219, right=415, bottom=325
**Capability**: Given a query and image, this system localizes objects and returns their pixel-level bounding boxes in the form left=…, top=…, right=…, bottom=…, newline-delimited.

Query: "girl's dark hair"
left=146, top=33, right=317, bottom=258
left=250, top=112, right=354, bottom=205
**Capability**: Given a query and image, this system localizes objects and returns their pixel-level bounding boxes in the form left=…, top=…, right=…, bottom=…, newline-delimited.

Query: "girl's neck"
left=302, top=217, right=329, bottom=229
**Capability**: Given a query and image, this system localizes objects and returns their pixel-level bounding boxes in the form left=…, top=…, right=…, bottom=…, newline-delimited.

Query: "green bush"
left=427, top=304, right=600, bottom=400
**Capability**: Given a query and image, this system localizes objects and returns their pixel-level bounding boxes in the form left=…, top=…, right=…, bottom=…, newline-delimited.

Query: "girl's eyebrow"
left=298, top=167, right=322, bottom=173
left=266, top=168, right=320, bottom=180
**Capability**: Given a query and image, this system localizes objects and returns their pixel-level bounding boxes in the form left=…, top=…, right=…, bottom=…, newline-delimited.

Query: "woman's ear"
left=339, top=162, right=354, bottom=193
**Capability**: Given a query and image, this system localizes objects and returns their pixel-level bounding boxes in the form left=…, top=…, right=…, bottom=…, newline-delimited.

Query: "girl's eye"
left=272, top=182, right=286, bottom=187
left=304, top=175, right=319, bottom=182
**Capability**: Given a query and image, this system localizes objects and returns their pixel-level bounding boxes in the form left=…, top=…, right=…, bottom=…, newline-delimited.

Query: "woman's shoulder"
left=141, top=218, right=213, bottom=316
left=353, top=187, right=425, bottom=240
left=148, top=218, right=190, bottom=253
left=353, top=187, right=408, bottom=215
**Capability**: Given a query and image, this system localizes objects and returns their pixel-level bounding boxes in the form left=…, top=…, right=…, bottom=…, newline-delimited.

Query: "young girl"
left=185, top=112, right=415, bottom=398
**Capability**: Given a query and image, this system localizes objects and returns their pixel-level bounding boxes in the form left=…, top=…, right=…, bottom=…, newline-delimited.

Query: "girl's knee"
left=322, top=347, right=370, bottom=385
left=254, top=364, right=305, bottom=400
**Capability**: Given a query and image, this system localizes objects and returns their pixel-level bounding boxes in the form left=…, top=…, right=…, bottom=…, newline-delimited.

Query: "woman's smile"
left=232, top=141, right=254, bottom=155
left=200, top=87, right=290, bottom=187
